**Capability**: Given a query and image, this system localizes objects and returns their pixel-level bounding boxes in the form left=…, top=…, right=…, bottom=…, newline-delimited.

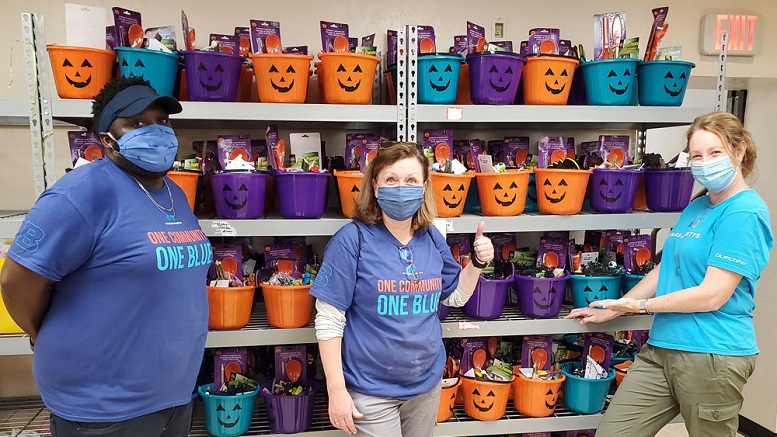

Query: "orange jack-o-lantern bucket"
left=522, top=54, right=579, bottom=105
left=251, top=53, right=313, bottom=103
left=318, top=52, right=380, bottom=104
left=533, top=168, right=592, bottom=215
left=333, top=170, right=364, bottom=218
left=260, top=283, right=314, bottom=329
left=460, top=374, right=514, bottom=421
left=632, top=172, right=648, bottom=210
left=511, top=371, right=566, bottom=417
left=47, top=46, right=116, bottom=99
left=437, top=378, right=461, bottom=423
left=430, top=171, right=475, bottom=218
left=454, top=63, right=473, bottom=105
left=167, top=171, right=200, bottom=212
left=475, top=169, right=532, bottom=216
left=236, top=63, right=254, bottom=102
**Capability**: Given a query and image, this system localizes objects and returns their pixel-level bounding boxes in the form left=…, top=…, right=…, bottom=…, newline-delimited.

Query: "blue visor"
left=96, top=85, right=182, bottom=133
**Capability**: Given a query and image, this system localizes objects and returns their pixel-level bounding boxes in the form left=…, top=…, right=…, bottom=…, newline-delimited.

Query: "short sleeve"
left=429, top=226, right=461, bottom=299
left=708, top=211, right=773, bottom=281
left=309, top=223, right=360, bottom=311
left=7, top=192, right=96, bottom=282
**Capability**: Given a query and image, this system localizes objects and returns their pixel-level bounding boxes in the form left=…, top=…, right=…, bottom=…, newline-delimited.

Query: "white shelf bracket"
left=715, top=32, right=728, bottom=112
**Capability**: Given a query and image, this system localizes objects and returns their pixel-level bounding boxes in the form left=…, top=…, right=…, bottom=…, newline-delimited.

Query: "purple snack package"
left=320, top=21, right=349, bottom=53
left=250, top=139, right=268, bottom=171
left=623, top=234, right=652, bottom=273
left=274, top=237, right=311, bottom=267
left=581, top=332, right=614, bottom=370
left=599, top=135, right=630, bottom=166
left=282, top=46, right=308, bottom=55
left=453, top=140, right=470, bottom=167
left=210, top=242, right=243, bottom=281
left=235, top=27, right=251, bottom=56
left=214, top=347, right=248, bottom=389
left=112, top=7, right=142, bottom=48
left=249, top=20, right=281, bottom=54
left=265, top=125, right=281, bottom=171
left=487, top=140, right=504, bottom=164
left=209, top=34, right=237, bottom=54
left=466, top=21, right=486, bottom=54
left=264, top=243, right=301, bottom=277
left=358, top=136, right=381, bottom=172
left=417, top=25, right=436, bottom=52
left=106, top=26, right=117, bottom=50
left=492, top=41, right=514, bottom=52
left=453, top=35, right=468, bottom=55
left=558, top=39, right=573, bottom=56
left=274, top=345, right=307, bottom=387
left=537, top=236, right=567, bottom=270
left=345, top=133, right=372, bottom=170
left=446, top=233, right=472, bottom=262
left=423, top=130, right=454, bottom=163
left=519, top=41, right=530, bottom=56
left=527, top=28, right=560, bottom=55
left=630, top=330, right=649, bottom=351
left=387, top=30, right=398, bottom=65
left=469, top=139, right=486, bottom=172
left=348, top=37, right=358, bottom=52
left=503, top=137, right=530, bottom=167
left=460, top=338, right=487, bottom=375
left=193, top=140, right=204, bottom=156
left=216, top=134, right=252, bottom=170
left=565, top=137, right=576, bottom=159
left=521, top=335, right=553, bottom=370
left=68, top=131, right=103, bottom=166
left=543, top=230, right=570, bottom=241
left=490, top=232, right=517, bottom=261
left=567, top=430, right=597, bottom=437
left=361, top=33, right=376, bottom=47
left=537, top=136, right=567, bottom=168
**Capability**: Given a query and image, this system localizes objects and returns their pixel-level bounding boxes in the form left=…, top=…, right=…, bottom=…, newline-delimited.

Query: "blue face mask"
left=377, top=186, right=425, bottom=221
left=690, top=155, right=737, bottom=192
left=108, top=124, right=178, bottom=173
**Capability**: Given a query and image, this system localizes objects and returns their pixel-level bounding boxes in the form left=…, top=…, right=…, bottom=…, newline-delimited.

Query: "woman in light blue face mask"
left=567, top=112, right=773, bottom=436
left=310, top=142, right=495, bottom=436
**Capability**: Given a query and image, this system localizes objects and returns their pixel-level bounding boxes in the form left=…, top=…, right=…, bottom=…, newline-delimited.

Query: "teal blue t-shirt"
left=649, top=190, right=772, bottom=355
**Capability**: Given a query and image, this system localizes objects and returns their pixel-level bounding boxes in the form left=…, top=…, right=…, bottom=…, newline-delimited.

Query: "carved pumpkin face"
left=493, top=181, right=518, bottom=207
left=598, top=177, right=624, bottom=203
left=61, top=57, right=93, bottom=88
left=215, top=399, right=243, bottom=428
left=488, top=62, right=514, bottom=92
left=583, top=284, right=609, bottom=304
left=120, top=55, right=147, bottom=80
left=428, top=62, right=456, bottom=92
left=223, top=182, right=249, bottom=210
left=533, top=284, right=557, bottom=311
left=349, top=183, right=361, bottom=204
left=607, top=67, right=632, bottom=95
left=269, top=63, right=296, bottom=93
left=542, top=176, right=568, bottom=204
left=544, top=67, right=570, bottom=95
left=193, top=61, right=225, bottom=92
left=471, top=387, right=496, bottom=412
left=442, top=183, right=466, bottom=209
left=544, top=387, right=560, bottom=410
left=336, top=62, right=364, bottom=92
left=663, top=70, right=687, bottom=97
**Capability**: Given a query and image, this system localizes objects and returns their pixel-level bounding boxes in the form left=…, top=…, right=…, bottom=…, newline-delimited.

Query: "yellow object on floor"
left=0, top=258, right=25, bottom=334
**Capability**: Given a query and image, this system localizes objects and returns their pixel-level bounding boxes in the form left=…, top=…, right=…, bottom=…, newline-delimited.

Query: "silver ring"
left=335, top=421, right=340, bottom=425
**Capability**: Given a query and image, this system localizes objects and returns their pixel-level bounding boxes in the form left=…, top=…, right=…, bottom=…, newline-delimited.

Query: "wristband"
left=471, top=254, right=489, bottom=269
left=638, top=299, right=652, bottom=315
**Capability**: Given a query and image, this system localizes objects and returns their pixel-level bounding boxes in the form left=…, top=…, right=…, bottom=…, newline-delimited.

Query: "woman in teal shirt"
left=567, top=111, right=772, bottom=436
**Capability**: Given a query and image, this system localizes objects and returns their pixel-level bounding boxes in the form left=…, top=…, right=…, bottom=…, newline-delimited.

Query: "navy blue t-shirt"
left=310, top=222, right=460, bottom=399
left=8, top=159, right=211, bottom=421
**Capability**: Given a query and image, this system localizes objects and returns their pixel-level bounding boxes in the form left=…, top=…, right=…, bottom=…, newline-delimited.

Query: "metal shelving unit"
left=0, top=99, right=32, bottom=126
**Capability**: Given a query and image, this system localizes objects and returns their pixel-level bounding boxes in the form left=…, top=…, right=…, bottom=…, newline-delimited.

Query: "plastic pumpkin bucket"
left=167, top=171, right=200, bottom=212
left=206, top=285, right=255, bottom=330
left=334, top=170, right=364, bottom=218
left=569, top=274, right=622, bottom=309
left=430, top=171, right=474, bottom=218
left=115, top=47, right=179, bottom=96
left=417, top=54, right=463, bottom=104
left=644, top=167, right=694, bottom=212
left=318, top=52, right=380, bottom=104
left=467, top=52, right=526, bottom=105
left=512, top=371, right=566, bottom=417
left=437, top=379, right=461, bottom=422
left=522, top=55, right=579, bottom=105
left=475, top=169, right=531, bottom=216
left=251, top=53, right=313, bottom=103
left=533, top=168, right=592, bottom=215
left=580, top=58, right=639, bottom=106
left=637, top=60, right=695, bottom=106
left=260, top=283, right=314, bottom=329
left=181, top=50, right=244, bottom=102
left=210, top=172, right=268, bottom=219
left=47, top=46, right=116, bottom=99
left=198, top=383, right=259, bottom=437
left=561, top=362, right=614, bottom=414
left=589, top=168, right=643, bottom=213
left=460, top=375, right=514, bottom=421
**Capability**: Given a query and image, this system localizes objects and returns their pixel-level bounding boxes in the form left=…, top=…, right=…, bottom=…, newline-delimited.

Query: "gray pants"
left=349, top=380, right=442, bottom=437
left=50, top=403, right=192, bottom=437
left=597, top=344, right=756, bottom=437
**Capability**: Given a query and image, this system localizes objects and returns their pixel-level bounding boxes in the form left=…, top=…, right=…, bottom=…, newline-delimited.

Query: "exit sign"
left=700, top=13, right=761, bottom=56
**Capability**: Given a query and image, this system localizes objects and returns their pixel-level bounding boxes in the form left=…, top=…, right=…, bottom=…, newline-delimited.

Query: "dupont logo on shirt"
left=716, top=253, right=747, bottom=266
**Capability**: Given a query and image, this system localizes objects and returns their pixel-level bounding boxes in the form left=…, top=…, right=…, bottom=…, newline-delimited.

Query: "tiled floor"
left=656, top=423, right=747, bottom=436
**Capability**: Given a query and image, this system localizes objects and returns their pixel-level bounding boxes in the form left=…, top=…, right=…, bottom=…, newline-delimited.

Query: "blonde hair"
left=686, top=111, right=757, bottom=178
left=352, top=142, right=437, bottom=230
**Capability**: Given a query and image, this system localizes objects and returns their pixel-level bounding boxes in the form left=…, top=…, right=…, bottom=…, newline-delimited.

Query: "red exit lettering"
left=715, top=14, right=758, bottom=51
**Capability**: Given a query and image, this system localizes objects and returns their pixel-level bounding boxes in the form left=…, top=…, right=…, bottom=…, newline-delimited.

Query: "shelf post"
left=715, top=32, right=729, bottom=112
left=20, top=13, right=48, bottom=199
left=396, top=26, right=407, bottom=141
left=406, top=25, right=418, bottom=143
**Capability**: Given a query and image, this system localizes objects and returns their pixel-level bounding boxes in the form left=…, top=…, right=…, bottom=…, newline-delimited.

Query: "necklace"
left=132, top=177, right=176, bottom=221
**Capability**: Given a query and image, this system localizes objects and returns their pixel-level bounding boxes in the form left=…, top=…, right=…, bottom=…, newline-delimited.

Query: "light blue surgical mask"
left=108, top=124, right=178, bottom=173
left=377, top=186, right=425, bottom=221
left=690, top=155, right=737, bottom=192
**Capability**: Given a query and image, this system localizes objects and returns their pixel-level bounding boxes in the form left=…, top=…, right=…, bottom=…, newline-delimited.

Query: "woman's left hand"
left=472, top=221, right=494, bottom=263
left=589, top=298, right=639, bottom=313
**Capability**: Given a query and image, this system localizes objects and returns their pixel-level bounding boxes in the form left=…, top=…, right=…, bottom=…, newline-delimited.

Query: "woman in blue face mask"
left=310, top=142, right=495, bottom=436
left=567, top=112, right=773, bottom=436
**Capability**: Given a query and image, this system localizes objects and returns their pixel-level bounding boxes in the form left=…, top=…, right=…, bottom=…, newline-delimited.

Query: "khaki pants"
left=349, top=380, right=442, bottom=437
left=597, top=344, right=756, bottom=437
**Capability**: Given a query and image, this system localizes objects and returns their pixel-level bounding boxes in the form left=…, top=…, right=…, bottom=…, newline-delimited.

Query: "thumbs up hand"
left=472, top=221, right=494, bottom=267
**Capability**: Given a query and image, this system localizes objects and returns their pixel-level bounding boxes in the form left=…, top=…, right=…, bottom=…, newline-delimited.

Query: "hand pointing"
left=472, top=221, right=494, bottom=266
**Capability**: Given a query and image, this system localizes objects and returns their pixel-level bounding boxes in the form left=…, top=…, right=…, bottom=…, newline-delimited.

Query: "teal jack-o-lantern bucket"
left=637, top=60, right=695, bottom=106
left=580, top=58, right=639, bottom=106
left=115, top=47, right=179, bottom=96
left=418, top=54, right=463, bottom=104
left=199, top=384, right=259, bottom=437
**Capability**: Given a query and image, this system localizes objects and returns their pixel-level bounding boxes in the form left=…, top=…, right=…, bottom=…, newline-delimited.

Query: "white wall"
left=1, top=1, right=776, bottom=431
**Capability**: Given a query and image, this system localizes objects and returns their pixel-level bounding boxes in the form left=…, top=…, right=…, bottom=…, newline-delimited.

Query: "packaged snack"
left=599, top=135, right=630, bottom=166
left=503, top=137, right=530, bottom=167
left=111, top=7, right=141, bottom=48
left=250, top=140, right=268, bottom=171
left=68, top=131, right=103, bottom=165
left=209, top=33, right=236, bottom=54
left=537, top=237, right=567, bottom=270
left=249, top=20, right=281, bottom=54
left=275, top=345, right=308, bottom=386
left=492, top=41, right=513, bottom=52
left=216, top=134, right=252, bottom=170
left=537, top=136, right=567, bottom=168
left=320, top=21, right=349, bottom=53
left=528, top=28, right=560, bottom=55
left=423, top=130, right=454, bottom=167
left=466, top=21, right=486, bottom=54
left=581, top=332, right=614, bottom=370
left=214, top=347, right=248, bottom=389
left=521, top=335, right=553, bottom=370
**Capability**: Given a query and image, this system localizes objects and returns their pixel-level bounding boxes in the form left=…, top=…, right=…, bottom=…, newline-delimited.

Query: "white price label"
left=446, top=107, right=463, bottom=120
left=457, top=321, right=481, bottom=330
left=211, top=220, right=237, bottom=237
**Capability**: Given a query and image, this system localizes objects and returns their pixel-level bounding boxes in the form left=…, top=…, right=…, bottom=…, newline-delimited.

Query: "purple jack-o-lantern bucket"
left=467, top=52, right=526, bottom=105
left=515, top=272, right=570, bottom=318
left=211, top=172, right=268, bottom=219
left=261, top=381, right=318, bottom=434
left=274, top=172, right=329, bottom=219
left=462, top=270, right=513, bottom=320
left=644, top=168, right=694, bottom=212
left=438, top=301, right=450, bottom=320
left=589, top=168, right=644, bottom=213
left=182, top=51, right=244, bottom=102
